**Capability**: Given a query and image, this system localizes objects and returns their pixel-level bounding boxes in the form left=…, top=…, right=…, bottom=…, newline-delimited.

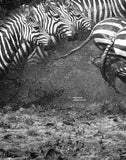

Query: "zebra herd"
left=57, top=0, right=126, bottom=93
left=1, top=0, right=126, bottom=93
left=0, top=0, right=92, bottom=79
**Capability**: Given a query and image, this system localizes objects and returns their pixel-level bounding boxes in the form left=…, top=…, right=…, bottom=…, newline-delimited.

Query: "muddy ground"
left=0, top=39, right=126, bottom=160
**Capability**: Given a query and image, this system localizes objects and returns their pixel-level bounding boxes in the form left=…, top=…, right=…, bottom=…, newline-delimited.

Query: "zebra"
left=9, top=40, right=56, bottom=72
left=24, top=0, right=93, bottom=67
left=100, top=27, right=126, bottom=88
left=0, top=5, right=55, bottom=79
left=67, top=0, right=126, bottom=24
left=49, top=0, right=93, bottom=38
left=55, top=0, right=126, bottom=53
left=28, top=0, right=93, bottom=42
left=56, top=17, right=126, bottom=92
left=56, top=0, right=126, bottom=59
left=58, top=17, right=126, bottom=59
left=27, top=0, right=77, bottom=41
left=26, top=46, right=54, bottom=66
left=8, top=1, right=93, bottom=70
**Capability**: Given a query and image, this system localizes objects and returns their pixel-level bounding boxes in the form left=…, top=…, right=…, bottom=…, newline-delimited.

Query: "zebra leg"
left=100, top=43, right=114, bottom=83
left=115, top=67, right=126, bottom=83
left=91, top=54, right=118, bottom=93
left=90, top=55, right=102, bottom=69
left=100, top=43, right=121, bottom=93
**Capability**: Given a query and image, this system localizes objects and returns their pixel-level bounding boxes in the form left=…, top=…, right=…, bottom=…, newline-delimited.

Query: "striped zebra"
left=56, top=0, right=126, bottom=55
left=8, top=1, right=93, bottom=70
left=67, top=0, right=126, bottom=24
left=51, top=0, right=93, bottom=37
left=58, top=17, right=126, bottom=59
left=0, top=5, right=55, bottom=78
left=100, top=27, right=126, bottom=88
left=9, top=40, right=56, bottom=71
left=56, top=0, right=126, bottom=59
left=56, top=17, right=126, bottom=92
left=28, top=1, right=77, bottom=41
left=28, top=0, right=93, bottom=41
left=26, top=46, right=53, bottom=66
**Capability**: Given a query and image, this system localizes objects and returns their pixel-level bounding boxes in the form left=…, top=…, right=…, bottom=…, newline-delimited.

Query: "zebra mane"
left=28, top=0, right=46, bottom=7
left=28, top=0, right=60, bottom=9
left=0, top=8, right=21, bottom=28
left=0, top=4, right=37, bottom=27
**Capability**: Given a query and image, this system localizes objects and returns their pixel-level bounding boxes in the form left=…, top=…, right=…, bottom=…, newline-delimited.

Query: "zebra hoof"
left=90, top=56, right=101, bottom=69
left=116, top=68, right=126, bottom=83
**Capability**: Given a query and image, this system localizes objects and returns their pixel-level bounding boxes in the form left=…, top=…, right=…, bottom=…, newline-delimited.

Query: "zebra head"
left=43, top=1, right=79, bottom=41
left=63, top=0, right=94, bottom=36
left=21, top=5, right=56, bottom=50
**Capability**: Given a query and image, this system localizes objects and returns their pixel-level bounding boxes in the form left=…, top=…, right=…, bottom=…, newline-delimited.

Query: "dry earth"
left=0, top=39, right=126, bottom=160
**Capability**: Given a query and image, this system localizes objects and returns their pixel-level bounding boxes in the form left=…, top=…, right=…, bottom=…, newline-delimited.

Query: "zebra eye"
left=54, top=14, right=60, bottom=18
left=72, top=11, right=81, bottom=17
left=34, top=26, right=40, bottom=30
left=75, top=14, right=81, bottom=18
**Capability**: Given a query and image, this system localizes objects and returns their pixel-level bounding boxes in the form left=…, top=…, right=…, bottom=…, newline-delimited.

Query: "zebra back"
left=69, top=0, right=126, bottom=24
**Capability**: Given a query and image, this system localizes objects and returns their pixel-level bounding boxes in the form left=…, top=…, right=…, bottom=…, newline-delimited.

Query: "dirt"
left=0, top=40, right=126, bottom=160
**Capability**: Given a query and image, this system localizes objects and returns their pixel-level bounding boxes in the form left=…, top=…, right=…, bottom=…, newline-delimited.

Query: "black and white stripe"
left=9, top=1, right=93, bottom=69
left=28, top=1, right=77, bottom=41
left=56, top=17, right=126, bottom=92
left=69, top=0, right=126, bottom=24
left=0, top=5, right=54, bottom=78
left=105, top=27, right=126, bottom=83
left=115, top=66, right=126, bottom=83
left=9, top=41, right=55, bottom=71
left=58, top=17, right=126, bottom=59
left=27, top=46, right=53, bottom=66
left=57, top=0, right=126, bottom=39
left=28, top=0, right=93, bottom=41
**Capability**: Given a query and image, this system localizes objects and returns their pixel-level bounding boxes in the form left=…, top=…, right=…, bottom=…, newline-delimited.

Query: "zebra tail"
left=100, top=41, right=120, bottom=93
left=56, top=32, right=93, bottom=60
left=100, top=42, right=113, bottom=80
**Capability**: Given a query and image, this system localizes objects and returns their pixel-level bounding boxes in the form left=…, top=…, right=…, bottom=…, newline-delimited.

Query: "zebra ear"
left=62, top=0, right=71, bottom=8
left=70, top=4, right=81, bottom=14
left=44, top=0, right=51, bottom=13
left=21, top=5, right=37, bottom=23
left=44, top=5, right=50, bottom=13
left=21, top=5, right=31, bottom=17
left=21, top=5, right=35, bottom=16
